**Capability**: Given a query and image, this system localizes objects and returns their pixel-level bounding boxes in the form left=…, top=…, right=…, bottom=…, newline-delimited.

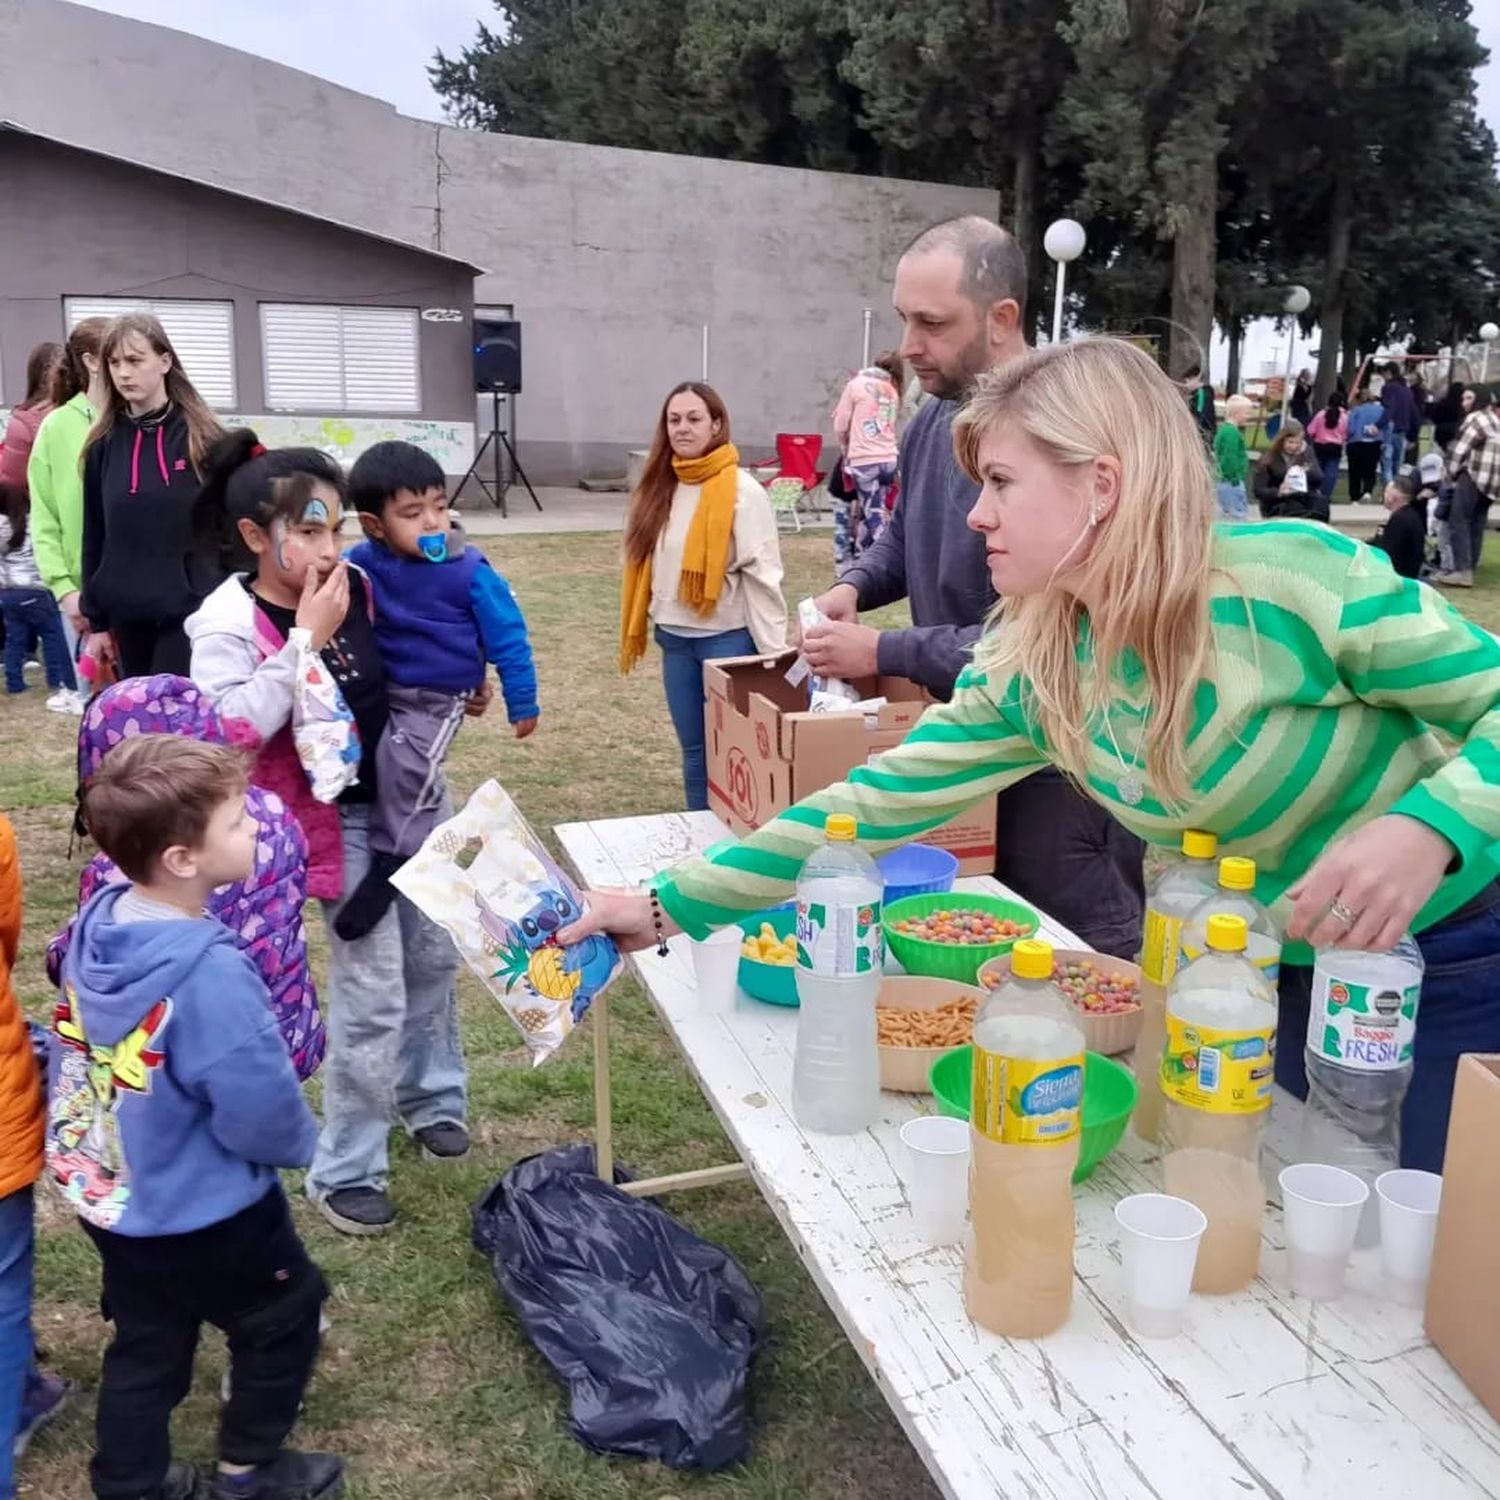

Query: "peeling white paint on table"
left=555, top=811, right=1500, bottom=1500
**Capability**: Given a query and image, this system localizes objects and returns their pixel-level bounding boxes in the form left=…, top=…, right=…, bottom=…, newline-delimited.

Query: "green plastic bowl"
left=882, top=892, right=1040, bottom=986
left=736, top=909, right=799, bottom=1007
left=927, top=1047, right=1138, bottom=1184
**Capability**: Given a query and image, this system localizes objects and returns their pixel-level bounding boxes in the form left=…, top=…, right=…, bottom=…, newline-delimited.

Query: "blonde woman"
left=570, top=337, right=1500, bottom=1175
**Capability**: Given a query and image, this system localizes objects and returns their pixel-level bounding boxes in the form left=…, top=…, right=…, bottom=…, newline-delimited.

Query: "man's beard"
left=930, top=327, right=1000, bottom=402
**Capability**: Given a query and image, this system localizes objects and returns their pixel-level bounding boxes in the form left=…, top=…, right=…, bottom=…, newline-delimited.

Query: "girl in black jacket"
left=1255, top=420, right=1326, bottom=521
left=79, top=315, right=225, bottom=677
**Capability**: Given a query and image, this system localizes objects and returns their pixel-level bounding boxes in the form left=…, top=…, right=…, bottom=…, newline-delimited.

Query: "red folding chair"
left=754, top=434, right=826, bottom=529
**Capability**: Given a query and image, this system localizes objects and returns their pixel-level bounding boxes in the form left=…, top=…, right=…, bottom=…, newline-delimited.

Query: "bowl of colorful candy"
left=928, top=1047, right=1138, bottom=1183
left=882, top=892, right=1039, bottom=985
left=977, top=949, right=1144, bottom=1056
left=736, top=909, right=799, bottom=1006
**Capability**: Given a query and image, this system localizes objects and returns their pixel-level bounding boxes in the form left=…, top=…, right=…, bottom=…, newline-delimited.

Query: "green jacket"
left=1214, top=422, right=1248, bottom=485
left=26, top=392, right=93, bottom=600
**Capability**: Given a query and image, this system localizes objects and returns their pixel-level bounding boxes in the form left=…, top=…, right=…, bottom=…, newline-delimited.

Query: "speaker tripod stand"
left=457, top=390, right=543, bottom=518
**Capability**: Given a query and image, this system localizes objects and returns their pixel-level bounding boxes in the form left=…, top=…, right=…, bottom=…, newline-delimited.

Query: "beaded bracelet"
left=647, top=887, right=670, bottom=956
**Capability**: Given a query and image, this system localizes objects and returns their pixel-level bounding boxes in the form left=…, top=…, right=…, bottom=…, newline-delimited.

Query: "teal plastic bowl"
left=736, top=909, right=799, bottom=1007
left=882, top=892, right=1040, bottom=985
left=927, top=1047, right=1138, bottom=1184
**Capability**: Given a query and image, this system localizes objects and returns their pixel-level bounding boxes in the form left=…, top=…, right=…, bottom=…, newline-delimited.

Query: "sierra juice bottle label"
left=972, top=1048, right=1083, bottom=1145
left=1161, top=1016, right=1275, bottom=1114
left=1141, top=909, right=1185, bottom=986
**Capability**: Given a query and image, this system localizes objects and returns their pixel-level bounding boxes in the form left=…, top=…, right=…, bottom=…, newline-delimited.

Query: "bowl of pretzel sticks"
left=876, top=975, right=985, bottom=1093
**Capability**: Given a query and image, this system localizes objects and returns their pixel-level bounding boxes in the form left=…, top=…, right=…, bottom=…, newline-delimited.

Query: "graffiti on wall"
left=222, top=414, right=475, bottom=471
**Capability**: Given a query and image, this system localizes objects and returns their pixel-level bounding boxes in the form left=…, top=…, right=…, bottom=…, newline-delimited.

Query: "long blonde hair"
left=952, top=339, right=1217, bottom=808
left=82, top=314, right=225, bottom=476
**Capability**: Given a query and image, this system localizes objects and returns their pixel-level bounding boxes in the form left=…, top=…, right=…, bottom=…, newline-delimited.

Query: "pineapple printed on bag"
left=478, top=888, right=617, bottom=1022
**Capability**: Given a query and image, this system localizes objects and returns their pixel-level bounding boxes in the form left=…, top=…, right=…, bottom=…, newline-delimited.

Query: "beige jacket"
left=650, top=469, right=788, bottom=653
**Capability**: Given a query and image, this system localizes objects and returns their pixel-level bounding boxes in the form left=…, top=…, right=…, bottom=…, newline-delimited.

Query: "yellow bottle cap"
left=1205, top=913, right=1249, bottom=952
left=1219, top=856, right=1256, bottom=891
left=825, top=814, right=857, bottom=841
left=1182, top=829, right=1218, bottom=860
left=1011, top=938, right=1054, bottom=980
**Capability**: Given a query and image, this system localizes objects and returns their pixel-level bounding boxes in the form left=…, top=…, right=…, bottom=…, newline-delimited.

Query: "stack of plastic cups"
left=1114, top=1194, right=1209, bottom=1337
left=1376, top=1169, right=1443, bottom=1307
left=1278, top=1164, right=1370, bottom=1301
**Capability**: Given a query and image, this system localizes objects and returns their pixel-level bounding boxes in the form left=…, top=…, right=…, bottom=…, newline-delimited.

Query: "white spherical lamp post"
left=1044, top=218, right=1087, bottom=346
left=1280, top=285, right=1312, bottom=425
left=1480, top=321, right=1499, bottom=383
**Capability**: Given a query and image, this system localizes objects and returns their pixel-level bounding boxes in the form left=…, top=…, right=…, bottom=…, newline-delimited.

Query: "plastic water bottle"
left=1180, top=857, right=1283, bottom=981
left=1161, top=914, right=1278, bottom=1293
left=791, top=814, right=883, bottom=1133
left=1299, top=937, right=1424, bottom=1245
left=965, top=938, right=1083, bottom=1338
left=1135, top=829, right=1220, bottom=1141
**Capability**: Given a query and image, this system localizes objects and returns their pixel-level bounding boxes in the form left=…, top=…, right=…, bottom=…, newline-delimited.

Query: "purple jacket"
left=47, top=675, right=324, bottom=1080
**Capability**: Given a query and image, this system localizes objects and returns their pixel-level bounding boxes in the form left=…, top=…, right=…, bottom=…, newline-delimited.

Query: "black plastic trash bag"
left=472, top=1144, right=764, bottom=1470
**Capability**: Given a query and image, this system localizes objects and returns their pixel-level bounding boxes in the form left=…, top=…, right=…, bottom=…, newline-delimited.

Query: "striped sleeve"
left=1334, top=544, right=1500, bottom=870
left=657, top=665, right=1047, bottom=936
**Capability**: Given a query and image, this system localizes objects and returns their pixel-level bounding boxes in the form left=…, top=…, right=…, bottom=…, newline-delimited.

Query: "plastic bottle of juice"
left=1299, top=936, right=1424, bottom=1245
left=1180, top=856, right=1283, bottom=981
left=1135, top=830, right=1220, bottom=1141
left=1161, top=914, right=1278, bottom=1293
left=965, top=938, right=1084, bottom=1338
left=791, top=814, right=883, bottom=1133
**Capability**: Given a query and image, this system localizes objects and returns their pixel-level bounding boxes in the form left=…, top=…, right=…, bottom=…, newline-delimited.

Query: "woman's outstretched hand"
left=1285, top=814, right=1453, bottom=952
left=559, top=887, right=679, bottom=953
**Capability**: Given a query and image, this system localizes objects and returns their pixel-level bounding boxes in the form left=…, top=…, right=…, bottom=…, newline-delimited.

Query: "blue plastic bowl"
left=879, top=843, right=960, bottom=906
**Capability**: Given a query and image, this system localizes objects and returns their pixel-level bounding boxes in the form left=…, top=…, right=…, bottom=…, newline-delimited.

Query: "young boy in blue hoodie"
left=334, top=441, right=539, bottom=941
left=49, top=735, right=342, bottom=1500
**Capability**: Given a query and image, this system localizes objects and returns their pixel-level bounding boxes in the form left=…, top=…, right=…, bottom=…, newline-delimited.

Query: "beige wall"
left=0, top=0, right=996, bottom=482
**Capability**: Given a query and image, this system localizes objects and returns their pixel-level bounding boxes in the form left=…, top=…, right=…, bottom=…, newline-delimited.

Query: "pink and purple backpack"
left=47, top=675, right=325, bottom=1081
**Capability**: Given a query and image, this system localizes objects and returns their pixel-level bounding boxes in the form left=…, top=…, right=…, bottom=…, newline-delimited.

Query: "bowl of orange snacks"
left=977, top=949, right=1144, bottom=1056
left=875, top=975, right=984, bottom=1092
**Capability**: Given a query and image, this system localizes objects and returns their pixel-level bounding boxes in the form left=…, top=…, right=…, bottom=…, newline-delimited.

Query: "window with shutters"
left=63, top=297, right=237, bottom=408
left=260, top=304, right=421, bottom=414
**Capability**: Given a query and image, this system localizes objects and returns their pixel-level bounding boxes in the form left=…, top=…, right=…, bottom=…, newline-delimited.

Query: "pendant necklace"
left=1101, top=711, right=1146, bottom=807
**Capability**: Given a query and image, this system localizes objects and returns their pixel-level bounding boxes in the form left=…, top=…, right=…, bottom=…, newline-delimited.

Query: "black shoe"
left=332, top=854, right=405, bottom=942
left=160, top=1461, right=205, bottom=1500
left=315, top=1186, right=396, bottom=1236
left=413, top=1121, right=471, bottom=1161
left=209, top=1450, right=344, bottom=1499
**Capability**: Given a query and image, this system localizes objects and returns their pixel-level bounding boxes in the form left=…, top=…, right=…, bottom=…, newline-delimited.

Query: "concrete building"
left=0, top=0, right=996, bottom=484
left=0, top=126, right=480, bottom=473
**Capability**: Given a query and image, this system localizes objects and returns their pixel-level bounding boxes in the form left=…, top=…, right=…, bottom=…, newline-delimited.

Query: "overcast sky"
left=74, top=0, right=1500, bottom=378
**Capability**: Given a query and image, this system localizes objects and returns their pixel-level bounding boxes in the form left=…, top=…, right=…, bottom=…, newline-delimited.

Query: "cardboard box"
left=703, top=652, right=998, bottom=875
left=1426, top=1054, right=1500, bottom=1420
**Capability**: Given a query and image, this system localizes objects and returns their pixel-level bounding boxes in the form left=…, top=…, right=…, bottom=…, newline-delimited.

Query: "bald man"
left=803, top=217, right=1144, bottom=957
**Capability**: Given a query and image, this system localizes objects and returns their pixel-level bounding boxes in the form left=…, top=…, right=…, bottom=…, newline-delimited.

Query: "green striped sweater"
left=658, top=522, right=1500, bottom=966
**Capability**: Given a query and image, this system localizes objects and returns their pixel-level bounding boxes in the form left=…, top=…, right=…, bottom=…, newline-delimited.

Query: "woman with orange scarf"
left=621, top=382, right=788, bottom=809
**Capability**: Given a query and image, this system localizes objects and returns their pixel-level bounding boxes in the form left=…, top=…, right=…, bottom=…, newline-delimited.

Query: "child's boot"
left=210, top=1450, right=344, bottom=1499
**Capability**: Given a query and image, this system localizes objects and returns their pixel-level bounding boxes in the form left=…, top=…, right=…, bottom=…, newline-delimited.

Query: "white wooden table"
left=555, top=810, right=1500, bottom=1500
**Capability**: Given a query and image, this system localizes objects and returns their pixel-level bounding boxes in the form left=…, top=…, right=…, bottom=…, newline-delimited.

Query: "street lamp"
left=1280, top=285, right=1312, bottom=425
left=1481, top=321, right=1499, bottom=383
left=1044, top=218, right=1087, bottom=346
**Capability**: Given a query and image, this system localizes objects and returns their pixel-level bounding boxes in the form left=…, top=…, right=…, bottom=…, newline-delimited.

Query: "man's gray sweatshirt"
left=841, top=397, right=995, bottom=700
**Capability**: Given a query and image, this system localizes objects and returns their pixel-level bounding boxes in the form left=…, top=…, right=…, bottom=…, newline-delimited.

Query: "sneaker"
left=1435, top=570, right=1475, bottom=588
left=315, top=1186, right=396, bottom=1236
left=413, top=1121, right=471, bottom=1161
left=209, top=1450, right=344, bottom=1499
left=13, top=1371, right=71, bottom=1458
left=45, top=687, right=84, bottom=715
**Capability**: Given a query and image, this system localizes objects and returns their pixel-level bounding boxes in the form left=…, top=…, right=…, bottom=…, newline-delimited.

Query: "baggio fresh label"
left=1313, top=972, right=1419, bottom=1071
left=796, top=898, right=883, bottom=976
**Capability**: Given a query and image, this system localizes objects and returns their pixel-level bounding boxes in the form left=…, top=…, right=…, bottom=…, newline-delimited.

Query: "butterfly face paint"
left=301, top=497, right=331, bottom=526
left=418, top=532, right=449, bottom=563
left=270, top=516, right=293, bottom=574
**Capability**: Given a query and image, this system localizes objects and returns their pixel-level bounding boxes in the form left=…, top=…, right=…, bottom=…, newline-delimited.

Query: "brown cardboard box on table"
left=1426, top=1053, right=1500, bottom=1421
left=703, top=651, right=998, bottom=876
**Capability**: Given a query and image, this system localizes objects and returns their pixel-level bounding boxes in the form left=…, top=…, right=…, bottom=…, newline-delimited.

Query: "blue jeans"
left=0, top=1187, right=34, bottom=1500
left=306, top=803, right=465, bottom=1200
left=655, top=625, right=758, bottom=811
left=0, top=589, right=74, bottom=694
left=1275, top=890, right=1500, bottom=1173
left=1215, top=481, right=1249, bottom=520
left=1381, top=425, right=1406, bottom=484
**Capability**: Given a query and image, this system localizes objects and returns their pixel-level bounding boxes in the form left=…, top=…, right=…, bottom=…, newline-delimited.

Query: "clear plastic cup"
left=1114, top=1193, right=1208, bottom=1338
left=900, top=1116, right=970, bottom=1247
left=691, top=928, right=744, bottom=1010
left=1376, top=1168, right=1443, bottom=1307
left=1278, top=1163, right=1370, bottom=1301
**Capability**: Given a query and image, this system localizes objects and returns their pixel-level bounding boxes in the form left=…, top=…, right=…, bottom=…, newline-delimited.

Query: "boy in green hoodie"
left=1214, top=394, right=1255, bottom=519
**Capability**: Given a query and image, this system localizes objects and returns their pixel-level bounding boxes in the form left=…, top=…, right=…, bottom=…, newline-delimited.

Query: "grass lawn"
left=8, top=529, right=1499, bottom=1498
left=6, top=531, right=935, bottom=1500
